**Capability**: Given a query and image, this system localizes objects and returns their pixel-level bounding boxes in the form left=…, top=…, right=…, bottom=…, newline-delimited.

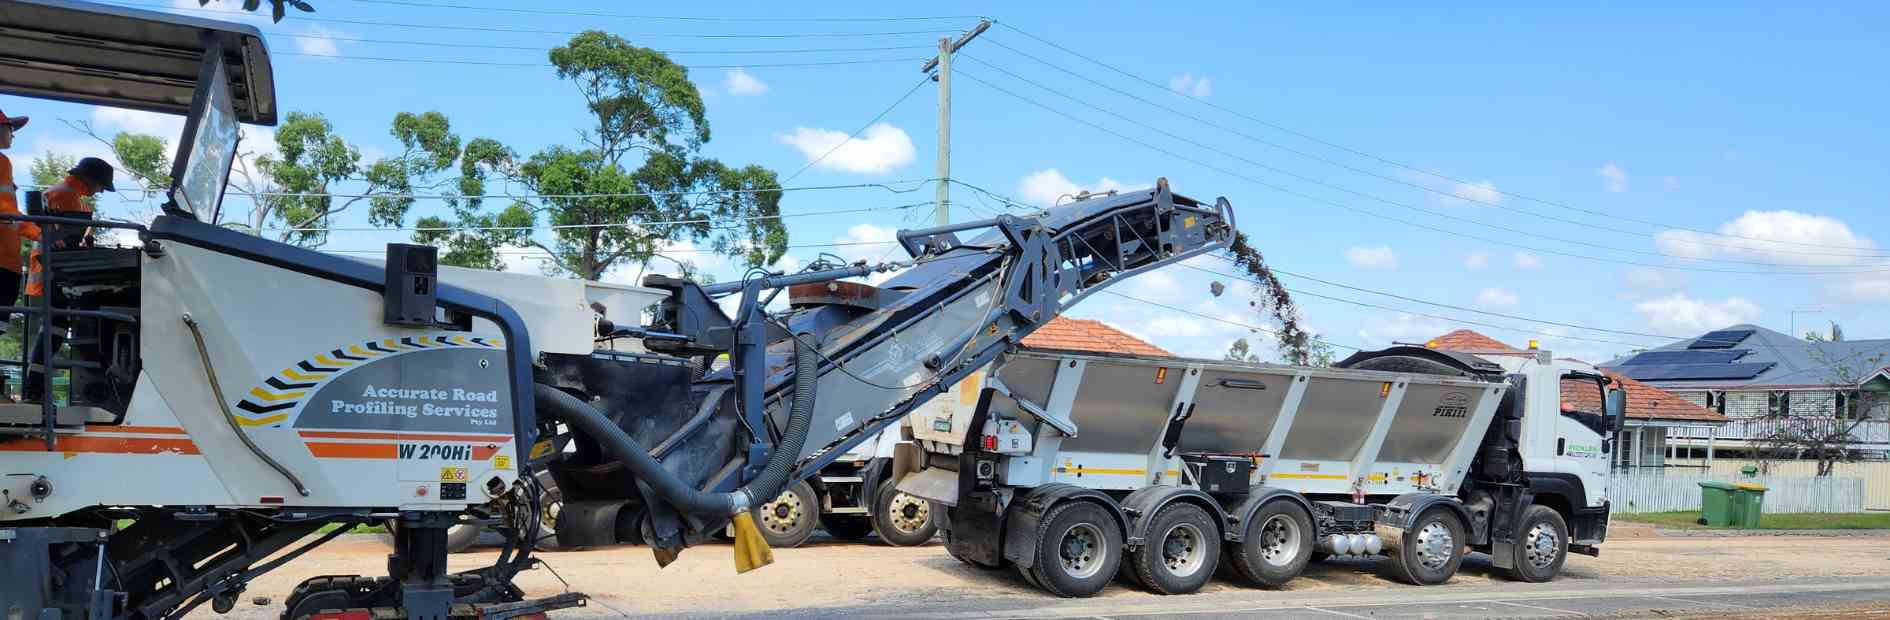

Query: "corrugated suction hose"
left=533, top=335, right=817, bottom=571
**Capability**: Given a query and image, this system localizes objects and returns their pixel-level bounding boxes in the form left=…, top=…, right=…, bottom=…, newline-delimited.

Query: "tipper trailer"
left=901, top=344, right=1624, bottom=596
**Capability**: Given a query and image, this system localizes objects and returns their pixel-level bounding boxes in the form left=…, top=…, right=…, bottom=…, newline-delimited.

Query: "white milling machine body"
left=0, top=3, right=1237, bottom=617
left=903, top=344, right=1624, bottom=596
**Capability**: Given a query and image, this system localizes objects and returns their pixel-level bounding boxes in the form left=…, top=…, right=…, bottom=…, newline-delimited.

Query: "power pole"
left=921, top=19, right=991, bottom=227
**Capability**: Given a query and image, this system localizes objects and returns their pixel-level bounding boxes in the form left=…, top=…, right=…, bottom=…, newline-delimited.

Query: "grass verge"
left=1617, top=511, right=1890, bottom=530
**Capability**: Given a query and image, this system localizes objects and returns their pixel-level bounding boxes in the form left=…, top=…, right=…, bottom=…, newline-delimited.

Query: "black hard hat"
left=68, top=157, right=115, bottom=192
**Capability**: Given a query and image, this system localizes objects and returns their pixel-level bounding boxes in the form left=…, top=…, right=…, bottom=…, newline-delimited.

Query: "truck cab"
left=1484, top=350, right=1621, bottom=548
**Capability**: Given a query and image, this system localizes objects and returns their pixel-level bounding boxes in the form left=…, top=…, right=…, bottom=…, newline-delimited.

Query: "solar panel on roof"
left=1618, top=362, right=1774, bottom=381
left=1618, top=350, right=1750, bottom=366
left=1688, top=329, right=1755, bottom=349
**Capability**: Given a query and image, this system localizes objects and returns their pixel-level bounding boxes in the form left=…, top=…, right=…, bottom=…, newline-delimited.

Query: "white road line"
left=1491, top=600, right=1585, bottom=616
left=1646, top=594, right=1755, bottom=610
left=1303, top=607, right=1373, bottom=619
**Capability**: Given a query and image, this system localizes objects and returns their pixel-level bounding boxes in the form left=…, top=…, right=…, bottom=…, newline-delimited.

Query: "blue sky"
left=8, top=0, right=1890, bottom=362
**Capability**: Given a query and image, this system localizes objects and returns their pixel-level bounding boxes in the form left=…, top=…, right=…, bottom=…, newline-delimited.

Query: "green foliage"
left=420, top=31, right=786, bottom=280
left=255, top=112, right=361, bottom=246
left=26, top=153, right=94, bottom=210
left=109, top=133, right=172, bottom=191
left=1224, top=338, right=1260, bottom=363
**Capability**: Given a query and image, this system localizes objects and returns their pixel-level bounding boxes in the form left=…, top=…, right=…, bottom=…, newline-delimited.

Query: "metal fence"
left=1610, top=471, right=1865, bottom=514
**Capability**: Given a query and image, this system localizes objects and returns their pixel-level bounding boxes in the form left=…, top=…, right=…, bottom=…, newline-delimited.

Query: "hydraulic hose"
left=533, top=336, right=817, bottom=517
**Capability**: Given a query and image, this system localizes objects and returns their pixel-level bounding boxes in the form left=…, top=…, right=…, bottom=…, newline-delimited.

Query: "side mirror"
left=1605, top=388, right=1628, bottom=433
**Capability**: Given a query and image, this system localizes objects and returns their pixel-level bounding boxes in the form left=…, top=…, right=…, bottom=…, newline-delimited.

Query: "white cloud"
left=1448, top=180, right=1503, bottom=206
left=775, top=122, right=915, bottom=174
left=1653, top=210, right=1876, bottom=267
left=1168, top=73, right=1212, bottom=98
left=1463, top=251, right=1490, bottom=271
left=1016, top=168, right=1127, bottom=207
left=1599, top=162, right=1628, bottom=192
left=1475, top=287, right=1519, bottom=309
left=1622, top=267, right=1685, bottom=292
left=1512, top=251, right=1542, bottom=269
left=724, top=69, right=769, bottom=96
left=1633, top=293, right=1761, bottom=334
left=92, top=107, right=184, bottom=137
left=1343, top=246, right=1399, bottom=271
left=293, top=25, right=349, bottom=56
left=1356, top=313, right=1456, bottom=348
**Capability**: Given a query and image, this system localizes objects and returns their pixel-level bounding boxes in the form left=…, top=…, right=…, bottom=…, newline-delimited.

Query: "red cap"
left=0, top=110, right=26, bottom=131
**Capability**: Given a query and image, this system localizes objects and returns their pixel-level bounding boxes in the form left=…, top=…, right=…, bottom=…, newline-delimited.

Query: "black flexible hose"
left=533, top=337, right=817, bottom=516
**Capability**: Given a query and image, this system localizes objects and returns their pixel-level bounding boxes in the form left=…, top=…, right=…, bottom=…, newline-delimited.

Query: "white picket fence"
left=1610, top=471, right=1865, bottom=514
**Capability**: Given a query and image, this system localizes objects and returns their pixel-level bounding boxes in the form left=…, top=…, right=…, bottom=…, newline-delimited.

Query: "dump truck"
left=901, top=344, right=1624, bottom=597
left=0, top=2, right=1232, bottom=616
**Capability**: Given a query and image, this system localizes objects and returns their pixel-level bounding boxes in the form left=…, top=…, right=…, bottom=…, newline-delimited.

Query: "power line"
left=112, top=2, right=961, bottom=38
left=319, top=239, right=896, bottom=256
left=1203, top=259, right=1682, bottom=341
left=276, top=52, right=925, bottom=68
left=1097, top=290, right=1364, bottom=353
left=781, top=76, right=934, bottom=184
left=952, top=68, right=1890, bottom=277
left=265, top=31, right=937, bottom=54
left=347, top=0, right=985, bottom=23
left=178, top=179, right=938, bottom=201
left=1178, top=262, right=1659, bottom=349
left=974, top=38, right=1890, bottom=261
left=991, top=22, right=1885, bottom=255
left=955, top=57, right=1890, bottom=272
left=267, top=201, right=933, bottom=233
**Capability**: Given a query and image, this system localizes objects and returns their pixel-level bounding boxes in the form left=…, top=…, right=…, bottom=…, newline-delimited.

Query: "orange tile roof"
left=1563, top=370, right=1728, bottom=423
left=1021, top=318, right=1173, bottom=357
left=1427, top=330, right=1724, bottom=423
left=1427, top=329, right=1523, bottom=353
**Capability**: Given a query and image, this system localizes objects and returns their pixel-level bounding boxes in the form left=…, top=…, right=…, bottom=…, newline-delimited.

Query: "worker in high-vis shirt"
left=0, top=110, right=26, bottom=400
left=20, top=156, right=114, bottom=401
left=0, top=111, right=26, bottom=319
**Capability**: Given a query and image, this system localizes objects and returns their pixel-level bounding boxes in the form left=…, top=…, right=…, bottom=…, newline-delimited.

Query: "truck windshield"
left=170, top=52, right=240, bottom=222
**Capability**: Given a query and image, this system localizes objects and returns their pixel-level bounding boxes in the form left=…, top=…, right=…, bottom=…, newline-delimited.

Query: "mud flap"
left=896, top=467, right=960, bottom=506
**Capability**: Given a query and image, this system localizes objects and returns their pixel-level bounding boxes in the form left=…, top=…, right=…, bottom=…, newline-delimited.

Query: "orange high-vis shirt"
left=0, top=153, right=21, bottom=273
left=24, top=175, right=93, bottom=296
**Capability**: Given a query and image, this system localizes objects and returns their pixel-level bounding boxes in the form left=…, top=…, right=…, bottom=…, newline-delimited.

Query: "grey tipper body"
left=907, top=345, right=1623, bottom=597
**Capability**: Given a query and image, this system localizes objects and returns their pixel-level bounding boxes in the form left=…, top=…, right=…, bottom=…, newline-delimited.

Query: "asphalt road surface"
left=217, top=530, right=1890, bottom=619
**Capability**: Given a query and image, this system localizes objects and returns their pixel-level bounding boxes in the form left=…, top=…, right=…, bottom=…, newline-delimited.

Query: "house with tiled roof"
left=1021, top=318, right=1172, bottom=357
left=1599, top=324, right=1890, bottom=460
left=1425, top=330, right=1727, bottom=470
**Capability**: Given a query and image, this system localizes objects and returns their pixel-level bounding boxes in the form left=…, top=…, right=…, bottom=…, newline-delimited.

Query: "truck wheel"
left=871, top=481, right=938, bottom=546
left=533, top=470, right=568, bottom=551
left=1127, top=502, right=1221, bottom=595
left=1226, top=499, right=1313, bottom=588
left=754, top=480, right=819, bottom=548
left=1025, top=501, right=1123, bottom=598
left=821, top=515, right=874, bottom=540
left=1390, top=507, right=1466, bottom=585
left=1503, top=505, right=1568, bottom=583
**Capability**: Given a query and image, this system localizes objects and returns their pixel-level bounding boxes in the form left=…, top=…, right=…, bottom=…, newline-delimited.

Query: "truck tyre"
left=533, top=470, right=568, bottom=551
left=1126, top=502, right=1221, bottom=595
left=871, top=481, right=938, bottom=546
left=1226, top=499, right=1313, bottom=588
left=754, top=479, right=819, bottom=548
left=821, top=515, right=874, bottom=540
left=1026, top=501, right=1123, bottom=598
left=1503, top=505, right=1568, bottom=583
left=1390, top=506, right=1466, bottom=586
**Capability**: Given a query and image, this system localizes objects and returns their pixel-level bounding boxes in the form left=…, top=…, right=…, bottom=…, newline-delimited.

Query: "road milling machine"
left=0, top=2, right=1235, bottom=617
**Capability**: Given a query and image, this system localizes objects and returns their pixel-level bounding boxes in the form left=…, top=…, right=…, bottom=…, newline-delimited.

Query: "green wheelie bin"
left=1731, top=482, right=1768, bottom=528
left=1698, top=481, right=1737, bottom=526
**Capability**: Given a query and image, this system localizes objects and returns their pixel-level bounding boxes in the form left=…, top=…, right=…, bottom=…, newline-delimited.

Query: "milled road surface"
left=215, top=531, right=1890, bottom=618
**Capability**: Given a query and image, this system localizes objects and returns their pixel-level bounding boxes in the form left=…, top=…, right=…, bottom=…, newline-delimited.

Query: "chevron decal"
left=233, top=334, right=505, bottom=427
